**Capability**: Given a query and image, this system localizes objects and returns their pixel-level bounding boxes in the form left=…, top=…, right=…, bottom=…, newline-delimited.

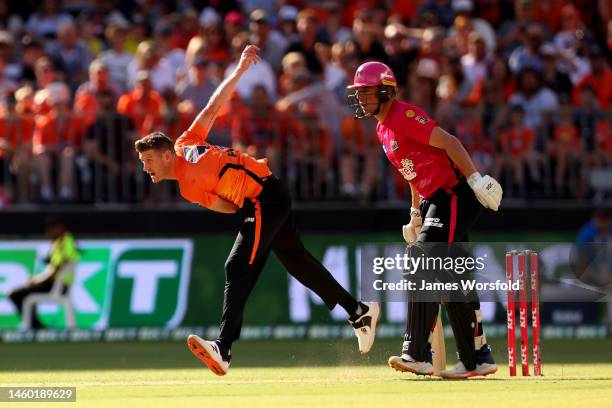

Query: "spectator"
left=0, top=1, right=24, bottom=38
left=573, top=46, right=611, bottom=109
left=126, top=40, right=175, bottom=93
left=232, top=84, right=295, bottom=174
left=249, top=8, right=288, bottom=72
left=496, top=104, right=541, bottom=194
left=285, top=9, right=328, bottom=75
left=0, top=30, right=20, bottom=83
left=509, top=66, right=558, bottom=133
left=77, top=14, right=104, bottom=57
left=409, top=58, right=440, bottom=116
left=31, top=82, right=83, bottom=202
left=278, top=5, right=299, bottom=44
left=161, top=88, right=194, bottom=141
left=480, top=79, right=508, bottom=142
left=322, top=3, right=352, bottom=44
left=488, top=55, right=515, bottom=101
left=46, top=20, right=92, bottom=92
left=350, top=8, right=387, bottom=65
left=276, top=68, right=345, bottom=141
left=498, top=0, right=542, bottom=57
left=18, top=36, right=45, bottom=85
left=32, top=57, right=59, bottom=115
left=339, top=113, right=379, bottom=200
left=74, top=60, right=122, bottom=127
left=225, top=32, right=276, bottom=102
left=540, top=44, right=573, bottom=99
left=153, top=20, right=186, bottom=81
left=80, top=90, right=136, bottom=203
left=449, top=0, right=496, bottom=52
left=124, top=14, right=150, bottom=54
left=508, top=22, right=546, bottom=74
left=25, top=0, right=73, bottom=40
left=574, top=85, right=602, bottom=167
left=7, top=216, right=78, bottom=329
left=224, top=11, right=245, bottom=46
left=0, top=57, right=17, bottom=102
left=200, top=21, right=230, bottom=63
left=291, top=101, right=336, bottom=200
left=436, top=54, right=478, bottom=113
left=0, top=94, right=34, bottom=203
left=461, top=31, right=489, bottom=85
left=383, top=23, right=418, bottom=88
left=117, top=70, right=163, bottom=138
left=418, top=0, right=455, bottom=28
left=175, top=57, right=215, bottom=112
left=420, top=27, right=446, bottom=63
left=207, top=90, right=247, bottom=147
left=549, top=101, right=583, bottom=195
left=98, top=23, right=134, bottom=93
left=279, top=51, right=307, bottom=96
left=455, top=105, right=494, bottom=174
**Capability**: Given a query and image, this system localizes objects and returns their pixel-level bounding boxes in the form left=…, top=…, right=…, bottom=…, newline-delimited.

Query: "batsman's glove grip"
left=467, top=172, right=503, bottom=211
left=402, top=207, right=422, bottom=243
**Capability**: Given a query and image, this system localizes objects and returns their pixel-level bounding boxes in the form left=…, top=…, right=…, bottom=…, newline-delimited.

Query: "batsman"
left=347, top=61, right=502, bottom=379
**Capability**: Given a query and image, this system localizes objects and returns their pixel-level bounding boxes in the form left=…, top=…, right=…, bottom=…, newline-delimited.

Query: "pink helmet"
left=348, top=61, right=397, bottom=89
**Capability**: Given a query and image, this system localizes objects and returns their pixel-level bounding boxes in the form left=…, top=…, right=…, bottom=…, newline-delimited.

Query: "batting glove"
left=467, top=172, right=503, bottom=211
left=402, top=207, right=422, bottom=243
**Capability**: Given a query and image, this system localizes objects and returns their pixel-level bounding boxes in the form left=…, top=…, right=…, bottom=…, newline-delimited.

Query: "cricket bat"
left=431, top=305, right=446, bottom=376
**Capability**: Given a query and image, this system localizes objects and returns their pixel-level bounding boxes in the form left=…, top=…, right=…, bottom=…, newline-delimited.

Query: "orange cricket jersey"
left=173, top=122, right=272, bottom=208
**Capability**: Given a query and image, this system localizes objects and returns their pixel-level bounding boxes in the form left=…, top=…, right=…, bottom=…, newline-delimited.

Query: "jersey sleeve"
left=389, top=105, right=437, bottom=145
left=175, top=121, right=209, bottom=148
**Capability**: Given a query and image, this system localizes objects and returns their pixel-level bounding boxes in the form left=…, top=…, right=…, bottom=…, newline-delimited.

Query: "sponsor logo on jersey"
left=391, top=140, right=399, bottom=151
left=423, top=217, right=444, bottom=228
left=398, top=158, right=417, bottom=181
left=416, top=115, right=429, bottom=125
left=405, top=109, right=415, bottom=118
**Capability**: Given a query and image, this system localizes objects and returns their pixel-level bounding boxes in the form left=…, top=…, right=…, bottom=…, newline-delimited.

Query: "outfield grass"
left=1, top=338, right=611, bottom=407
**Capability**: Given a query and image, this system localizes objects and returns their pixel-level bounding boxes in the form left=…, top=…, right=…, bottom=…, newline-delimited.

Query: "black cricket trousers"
left=217, top=176, right=353, bottom=348
left=406, top=179, right=485, bottom=369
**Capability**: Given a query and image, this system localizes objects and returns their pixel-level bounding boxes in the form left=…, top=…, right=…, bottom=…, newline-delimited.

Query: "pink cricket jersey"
left=376, top=100, right=460, bottom=199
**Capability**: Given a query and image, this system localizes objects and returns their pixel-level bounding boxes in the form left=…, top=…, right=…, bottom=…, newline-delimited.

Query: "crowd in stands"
left=0, top=0, right=610, bottom=207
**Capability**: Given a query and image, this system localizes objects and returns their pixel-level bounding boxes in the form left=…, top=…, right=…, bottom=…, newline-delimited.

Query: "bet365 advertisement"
left=0, top=240, right=193, bottom=329
left=0, top=236, right=608, bottom=338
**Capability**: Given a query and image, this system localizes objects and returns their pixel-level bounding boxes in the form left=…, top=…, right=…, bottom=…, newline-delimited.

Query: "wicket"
left=506, top=250, right=542, bottom=376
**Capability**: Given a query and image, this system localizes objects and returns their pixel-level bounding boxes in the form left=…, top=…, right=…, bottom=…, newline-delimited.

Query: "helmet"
left=348, top=61, right=397, bottom=89
left=347, top=61, right=397, bottom=118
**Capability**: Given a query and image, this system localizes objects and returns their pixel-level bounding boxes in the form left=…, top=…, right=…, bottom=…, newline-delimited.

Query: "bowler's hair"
left=134, top=132, right=174, bottom=153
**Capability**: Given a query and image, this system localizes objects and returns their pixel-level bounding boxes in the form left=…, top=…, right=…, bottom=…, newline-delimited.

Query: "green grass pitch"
left=1, top=338, right=611, bottom=407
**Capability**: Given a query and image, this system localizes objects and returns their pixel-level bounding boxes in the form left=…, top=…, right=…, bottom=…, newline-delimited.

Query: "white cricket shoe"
left=439, top=361, right=498, bottom=380
left=349, top=302, right=380, bottom=354
left=388, top=354, right=434, bottom=376
left=187, top=334, right=230, bottom=376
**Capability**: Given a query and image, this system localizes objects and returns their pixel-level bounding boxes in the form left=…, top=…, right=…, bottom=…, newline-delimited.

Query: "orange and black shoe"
left=187, top=334, right=231, bottom=376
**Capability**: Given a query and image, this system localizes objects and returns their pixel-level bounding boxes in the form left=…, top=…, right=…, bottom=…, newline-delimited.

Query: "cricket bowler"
left=134, top=45, right=380, bottom=376
left=347, top=61, right=502, bottom=379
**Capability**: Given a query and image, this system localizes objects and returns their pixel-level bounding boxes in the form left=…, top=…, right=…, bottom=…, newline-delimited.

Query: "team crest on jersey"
left=416, top=115, right=429, bottom=125
left=405, top=109, right=415, bottom=118
left=399, top=158, right=417, bottom=181
left=391, top=140, right=399, bottom=151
